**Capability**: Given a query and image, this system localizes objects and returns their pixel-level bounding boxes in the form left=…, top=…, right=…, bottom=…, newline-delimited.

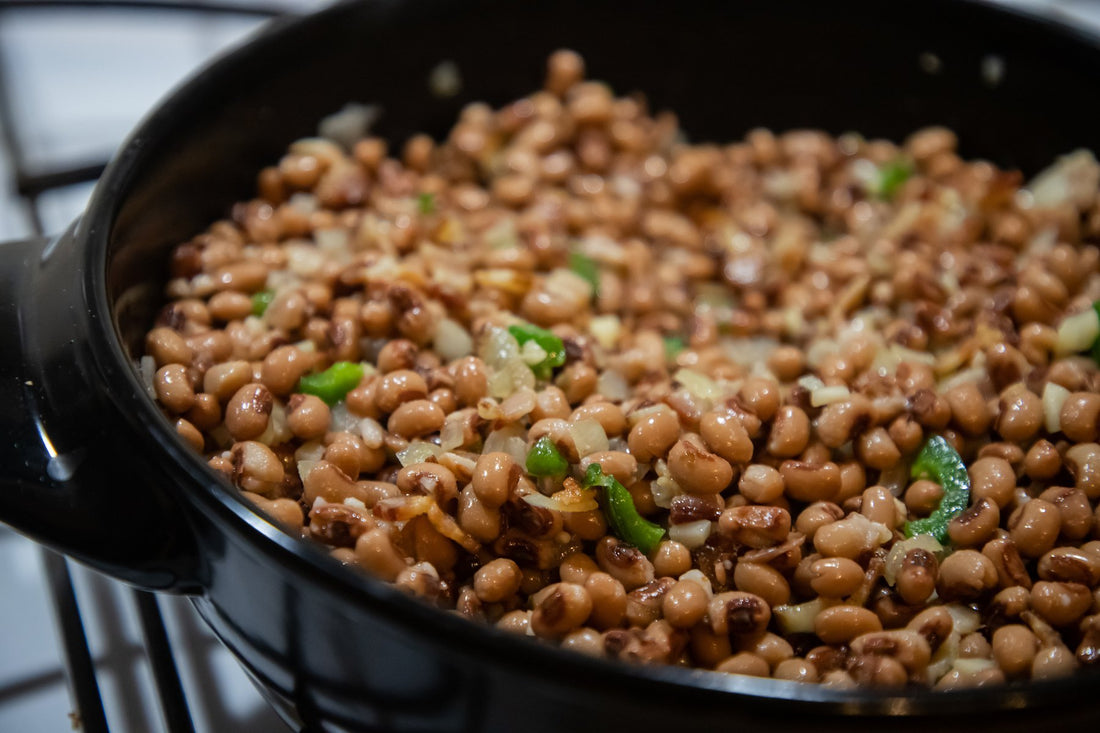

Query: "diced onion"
left=357, top=418, right=385, bottom=449
left=500, top=388, right=537, bottom=422
left=649, top=475, right=682, bottom=509
left=569, top=418, right=609, bottom=457
left=810, top=385, right=851, bottom=407
left=668, top=520, right=712, bottom=549
left=945, top=603, right=981, bottom=636
left=343, top=497, right=367, bottom=510
left=433, top=318, right=474, bottom=362
left=318, top=104, right=379, bottom=150
left=595, top=369, right=630, bottom=402
left=673, top=368, right=721, bottom=402
left=522, top=486, right=599, bottom=513
left=138, top=356, right=156, bottom=400
left=439, top=413, right=468, bottom=451
left=798, top=375, right=826, bottom=393
left=951, top=657, right=996, bottom=675
left=937, top=366, right=987, bottom=394
left=773, top=598, right=826, bottom=635
left=1043, top=381, right=1071, bottom=433
left=397, top=441, right=442, bottom=467
left=1056, top=307, right=1100, bottom=356
left=483, top=424, right=528, bottom=465
left=520, top=339, right=549, bottom=366
left=329, top=402, right=360, bottom=433
left=589, top=315, right=623, bottom=350
left=677, top=569, right=713, bottom=596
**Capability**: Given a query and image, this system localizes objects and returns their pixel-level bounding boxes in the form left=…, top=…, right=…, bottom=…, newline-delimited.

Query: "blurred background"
left=0, top=0, right=1099, bottom=731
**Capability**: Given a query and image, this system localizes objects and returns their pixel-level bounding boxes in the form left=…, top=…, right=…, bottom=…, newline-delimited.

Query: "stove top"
left=1, top=0, right=1100, bottom=730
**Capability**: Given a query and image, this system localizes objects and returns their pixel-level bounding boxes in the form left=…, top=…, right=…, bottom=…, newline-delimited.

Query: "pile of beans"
left=145, top=50, right=1100, bottom=688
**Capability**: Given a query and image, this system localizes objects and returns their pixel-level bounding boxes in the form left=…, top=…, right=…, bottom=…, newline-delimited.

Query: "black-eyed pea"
left=571, top=401, right=626, bottom=438
left=937, top=549, right=998, bottom=602
left=738, top=464, right=784, bottom=504
left=1038, top=547, right=1100, bottom=586
left=808, top=557, right=864, bottom=598
left=203, top=360, right=253, bottom=403
left=746, top=632, right=795, bottom=671
left=661, top=578, right=709, bottom=629
left=1025, top=439, right=1062, bottom=481
left=1065, top=443, right=1100, bottom=499
left=1032, top=645, right=1079, bottom=680
left=559, top=553, right=600, bottom=586
left=1061, top=393, right=1100, bottom=442
left=855, top=428, right=901, bottom=470
left=595, top=536, right=655, bottom=591
left=718, top=505, right=791, bottom=548
left=813, top=513, right=890, bottom=559
left=968, top=456, right=1016, bottom=509
left=794, top=501, right=844, bottom=541
left=733, top=561, right=790, bottom=609
left=992, top=624, right=1039, bottom=678
left=261, top=346, right=315, bottom=396
left=561, top=628, right=604, bottom=657
left=624, top=578, right=674, bottom=627
left=155, top=364, right=196, bottom=414
left=580, top=451, right=637, bottom=487
left=716, top=652, right=770, bottom=677
left=847, top=654, right=908, bottom=688
left=230, top=440, right=284, bottom=496
left=175, top=418, right=204, bottom=452
left=814, top=605, right=882, bottom=644
left=530, top=583, right=594, bottom=639
left=849, top=629, right=932, bottom=674
left=1008, top=499, right=1061, bottom=558
left=472, top=452, right=520, bottom=508
left=473, top=558, right=522, bottom=603
left=947, top=498, right=1000, bottom=548
left=458, top=486, right=501, bottom=543
left=242, top=491, right=304, bottom=532
left=1030, top=581, right=1093, bottom=627
left=146, top=327, right=193, bottom=367
left=668, top=439, right=733, bottom=495
left=286, top=393, right=330, bottom=439
left=545, top=49, right=585, bottom=96
left=860, top=485, right=897, bottom=527
left=945, top=382, right=992, bottom=436
left=224, top=383, right=273, bottom=440
left=739, top=377, right=781, bottom=422
left=584, top=572, right=627, bottom=630
left=815, top=395, right=872, bottom=448
left=387, top=399, right=445, bottom=438
left=707, top=591, right=771, bottom=637
left=779, top=460, right=840, bottom=502
left=773, top=658, right=819, bottom=682
left=496, top=609, right=531, bottom=635
left=397, top=462, right=458, bottom=506
left=1038, top=486, right=1093, bottom=540
left=905, top=479, right=943, bottom=516
left=700, top=411, right=753, bottom=464
left=767, top=406, right=810, bottom=458
left=896, top=548, right=939, bottom=605
left=906, top=606, right=953, bottom=652
left=355, top=527, right=408, bottom=582
left=627, top=407, right=680, bottom=463
left=651, top=540, right=692, bottom=577
left=958, top=632, right=993, bottom=659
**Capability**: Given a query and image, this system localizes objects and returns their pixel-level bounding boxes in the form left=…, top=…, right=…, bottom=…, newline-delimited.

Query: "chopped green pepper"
left=1092, top=301, right=1100, bottom=364
left=526, top=436, right=569, bottom=478
left=297, top=361, right=364, bottom=405
left=251, top=290, right=275, bottom=317
left=417, top=192, right=435, bottom=215
left=508, top=323, right=567, bottom=380
left=874, top=157, right=914, bottom=200
left=568, top=251, right=600, bottom=295
left=663, top=335, right=685, bottom=362
left=903, top=435, right=971, bottom=543
left=582, top=464, right=666, bottom=554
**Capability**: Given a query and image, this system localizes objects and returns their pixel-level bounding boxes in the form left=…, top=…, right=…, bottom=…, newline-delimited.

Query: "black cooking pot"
left=3, top=0, right=1100, bottom=729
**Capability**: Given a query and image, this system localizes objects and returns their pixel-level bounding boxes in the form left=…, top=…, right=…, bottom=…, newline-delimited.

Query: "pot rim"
left=79, top=0, right=1100, bottom=713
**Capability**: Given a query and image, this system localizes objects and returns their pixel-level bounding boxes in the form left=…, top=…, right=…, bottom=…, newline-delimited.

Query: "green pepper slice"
left=663, top=335, right=685, bottom=362
left=903, top=435, right=971, bottom=543
left=297, top=361, right=364, bottom=405
left=251, top=290, right=275, bottom=316
left=417, top=192, right=435, bottom=215
left=568, top=251, right=600, bottom=295
left=874, top=157, right=914, bottom=200
left=582, top=464, right=665, bottom=554
left=507, top=323, right=567, bottom=381
left=526, top=436, right=569, bottom=479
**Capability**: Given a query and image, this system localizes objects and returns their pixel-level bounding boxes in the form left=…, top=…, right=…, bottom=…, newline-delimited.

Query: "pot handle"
left=0, top=232, right=203, bottom=592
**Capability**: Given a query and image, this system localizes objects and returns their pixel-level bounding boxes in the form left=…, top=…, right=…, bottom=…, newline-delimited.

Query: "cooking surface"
left=1, top=0, right=1100, bottom=730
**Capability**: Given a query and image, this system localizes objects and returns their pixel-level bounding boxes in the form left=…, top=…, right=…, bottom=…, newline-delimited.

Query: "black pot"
left=3, top=0, right=1100, bottom=730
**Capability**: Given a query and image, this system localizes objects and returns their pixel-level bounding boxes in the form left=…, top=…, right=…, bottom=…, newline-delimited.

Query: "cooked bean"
left=860, top=486, right=897, bottom=528
left=767, top=406, right=810, bottom=457
left=474, top=558, right=522, bottom=603
left=154, top=364, right=195, bottom=414
left=286, top=393, right=331, bottom=439
left=1065, top=443, right=1100, bottom=499
left=1008, top=499, right=1061, bottom=558
left=668, top=439, right=733, bottom=495
left=472, top=452, right=519, bottom=508
left=795, top=501, right=845, bottom=541
left=814, top=605, right=882, bottom=644
left=1061, top=392, right=1100, bottom=442
left=147, top=327, right=193, bottom=366
left=651, top=540, right=692, bottom=577
left=738, top=464, right=785, bottom=504
left=595, top=536, right=655, bottom=591
left=708, top=591, right=771, bottom=637
left=1024, top=439, right=1062, bottom=481
left=1030, top=581, right=1092, bottom=626
left=733, top=561, right=790, bottom=609
left=968, top=456, right=1016, bottom=509
left=779, top=460, right=841, bottom=502
left=700, top=411, right=753, bottom=464
left=261, top=345, right=315, bottom=396
left=937, top=550, right=997, bottom=602
left=224, top=383, right=273, bottom=440
left=947, top=498, right=1000, bottom=548
left=1038, top=486, right=1094, bottom=540
left=388, top=399, right=445, bottom=438
left=773, top=658, right=819, bottom=682
left=716, top=652, right=770, bottom=677
left=661, top=578, right=709, bottom=629
left=627, top=408, right=680, bottom=462
left=719, top=505, right=791, bottom=548
left=531, top=583, right=593, bottom=639
left=809, top=557, right=864, bottom=598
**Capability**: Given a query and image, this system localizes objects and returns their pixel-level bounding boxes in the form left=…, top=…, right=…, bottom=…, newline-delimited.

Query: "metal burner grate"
left=0, top=4, right=314, bottom=730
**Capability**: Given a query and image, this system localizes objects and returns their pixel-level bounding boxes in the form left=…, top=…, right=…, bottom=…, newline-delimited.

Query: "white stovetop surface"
left=1, top=0, right=1100, bottom=731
